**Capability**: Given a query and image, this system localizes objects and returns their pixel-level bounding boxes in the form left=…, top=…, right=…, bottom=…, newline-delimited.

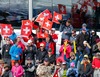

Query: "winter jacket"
left=76, top=33, right=90, bottom=48
left=36, top=64, right=53, bottom=77
left=45, top=41, right=55, bottom=55
left=79, top=63, right=93, bottom=77
left=59, top=24, right=73, bottom=39
left=59, top=44, right=72, bottom=59
left=2, top=70, right=12, bottom=77
left=9, top=44, right=22, bottom=60
left=24, top=44, right=36, bottom=60
left=2, top=44, right=12, bottom=59
left=36, top=48, right=47, bottom=63
left=45, top=54, right=55, bottom=64
left=11, top=65, right=24, bottom=77
left=67, top=67, right=78, bottom=77
left=24, top=63, right=35, bottom=77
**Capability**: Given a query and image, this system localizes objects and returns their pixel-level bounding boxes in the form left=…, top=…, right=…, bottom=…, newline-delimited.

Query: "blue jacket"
left=9, top=44, right=22, bottom=60
left=9, top=32, right=17, bottom=41
left=66, top=67, right=78, bottom=77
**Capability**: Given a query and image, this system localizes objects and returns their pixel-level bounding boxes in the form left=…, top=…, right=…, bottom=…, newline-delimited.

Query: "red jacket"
left=92, top=58, right=100, bottom=69
left=44, top=41, right=55, bottom=55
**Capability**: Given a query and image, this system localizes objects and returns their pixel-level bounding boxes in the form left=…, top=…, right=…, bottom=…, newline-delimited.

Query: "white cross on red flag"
left=21, top=20, right=33, bottom=37
left=52, top=11, right=62, bottom=24
left=58, top=4, right=67, bottom=14
left=42, top=18, right=53, bottom=30
left=0, top=24, right=13, bottom=37
left=35, top=9, right=52, bottom=24
left=37, top=32, right=48, bottom=38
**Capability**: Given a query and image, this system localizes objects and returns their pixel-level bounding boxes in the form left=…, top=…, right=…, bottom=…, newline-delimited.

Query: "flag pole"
left=29, top=0, right=33, bottom=21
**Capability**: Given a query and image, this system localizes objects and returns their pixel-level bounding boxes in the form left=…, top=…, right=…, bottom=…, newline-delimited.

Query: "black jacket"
left=79, top=63, right=93, bottom=77
left=24, top=45, right=36, bottom=60
left=76, top=33, right=90, bottom=48
left=2, top=70, right=12, bottom=77
left=36, top=48, right=47, bottom=62
left=45, top=54, right=55, bottom=64
left=2, top=44, right=12, bottom=59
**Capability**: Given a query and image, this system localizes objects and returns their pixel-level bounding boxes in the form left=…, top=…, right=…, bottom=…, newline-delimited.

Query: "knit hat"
left=70, top=62, right=75, bottom=67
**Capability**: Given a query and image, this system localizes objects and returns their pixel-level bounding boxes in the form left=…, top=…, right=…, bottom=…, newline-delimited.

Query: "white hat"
left=51, top=28, right=55, bottom=31
left=91, top=30, right=95, bottom=33
left=62, top=62, right=66, bottom=65
left=27, top=40, right=32, bottom=43
left=40, top=43, right=44, bottom=47
left=83, top=41, right=87, bottom=44
left=82, top=23, right=87, bottom=27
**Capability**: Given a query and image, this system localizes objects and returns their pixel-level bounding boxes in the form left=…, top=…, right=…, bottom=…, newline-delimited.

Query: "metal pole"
left=29, top=0, right=33, bottom=20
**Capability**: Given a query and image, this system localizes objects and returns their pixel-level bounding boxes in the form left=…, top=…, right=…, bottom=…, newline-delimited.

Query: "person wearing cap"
left=60, top=62, right=67, bottom=77
left=24, top=39, right=37, bottom=65
left=45, top=48, right=55, bottom=64
left=50, top=28, right=58, bottom=43
left=76, top=26, right=90, bottom=51
left=92, top=52, right=100, bottom=77
left=67, top=62, right=78, bottom=77
left=2, top=64, right=12, bottom=77
left=36, top=58, right=53, bottom=77
left=79, top=55, right=93, bottom=77
left=2, top=37, right=12, bottom=66
left=59, top=19, right=73, bottom=40
left=36, top=42, right=47, bottom=64
left=9, top=40, right=22, bottom=66
left=90, top=30, right=99, bottom=51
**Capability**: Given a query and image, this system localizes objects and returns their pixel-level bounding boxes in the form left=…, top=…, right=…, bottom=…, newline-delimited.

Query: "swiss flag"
left=0, top=24, right=13, bottom=36
left=21, top=20, right=32, bottom=37
left=80, top=4, right=88, bottom=13
left=71, top=3, right=78, bottom=13
left=92, top=2, right=100, bottom=10
left=52, top=12, right=62, bottom=24
left=42, top=9, right=52, bottom=19
left=35, top=9, right=52, bottom=23
left=42, top=18, right=53, bottom=30
left=37, top=32, right=48, bottom=38
left=58, top=4, right=67, bottom=14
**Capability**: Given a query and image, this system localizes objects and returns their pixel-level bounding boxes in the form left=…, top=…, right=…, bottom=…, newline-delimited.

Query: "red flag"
left=80, top=4, right=88, bottom=13
left=42, top=9, right=52, bottom=19
left=35, top=9, right=52, bottom=23
left=21, top=20, right=32, bottom=37
left=35, top=13, right=46, bottom=23
left=52, top=12, right=62, bottom=24
left=1, top=24, right=13, bottom=36
left=58, top=4, right=67, bottom=14
left=71, top=3, right=78, bottom=13
left=42, top=18, right=53, bottom=30
left=37, top=32, right=48, bottom=38
left=32, top=22, right=39, bottom=29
